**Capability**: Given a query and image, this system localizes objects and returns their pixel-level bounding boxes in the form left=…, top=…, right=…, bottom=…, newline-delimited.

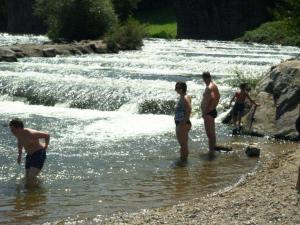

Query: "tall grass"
left=226, top=69, right=264, bottom=90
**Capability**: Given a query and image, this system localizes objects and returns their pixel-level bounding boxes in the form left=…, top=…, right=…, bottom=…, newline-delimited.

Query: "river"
left=0, top=34, right=299, bottom=224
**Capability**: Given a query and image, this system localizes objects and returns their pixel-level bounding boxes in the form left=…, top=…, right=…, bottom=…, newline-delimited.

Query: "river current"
left=0, top=34, right=299, bottom=224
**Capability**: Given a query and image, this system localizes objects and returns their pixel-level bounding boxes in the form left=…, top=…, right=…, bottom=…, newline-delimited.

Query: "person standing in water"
left=229, top=83, right=259, bottom=134
left=9, top=118, right=50, bottom=186
left=201, top=71, right=220, bottom=157
left=174, top=81, right=192, bottom=163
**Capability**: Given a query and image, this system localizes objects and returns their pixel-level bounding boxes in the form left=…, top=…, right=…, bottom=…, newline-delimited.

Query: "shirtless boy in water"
left=229, top=83, right=259, bottom=133
left=9, top=118, right=50, bottom=185
left=201, top=71, right=220, bottom=156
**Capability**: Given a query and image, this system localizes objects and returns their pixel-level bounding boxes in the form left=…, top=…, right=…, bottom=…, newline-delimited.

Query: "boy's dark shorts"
left=206, top=109, right=218, bottom=118
left=25, top=149, right=46, bottom=170
left=233, top=103, right=245, bottom=116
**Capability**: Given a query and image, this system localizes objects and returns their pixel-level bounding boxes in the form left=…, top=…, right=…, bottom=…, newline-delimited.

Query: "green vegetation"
left=134, top=7, right=177, bottom=39
left=226, top=69, right=264, bottom=90
left=237, top=0, right=300, bottom=47
left=35, top=0, right=117, bottom=41
left=105, top=18, right=145, bottom=51
left=34, top=0, right=145, bottom=49
left=236, top=20, right=300, bottom=47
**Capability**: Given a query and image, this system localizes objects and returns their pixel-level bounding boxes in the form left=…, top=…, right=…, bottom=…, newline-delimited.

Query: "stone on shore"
left=252, top=58, right=300, bottom=140
left=245, top=145, right=260, bottom=157
left=0, top=40, right=111, bottom=62
left=0, top=48, right=17, bottom=62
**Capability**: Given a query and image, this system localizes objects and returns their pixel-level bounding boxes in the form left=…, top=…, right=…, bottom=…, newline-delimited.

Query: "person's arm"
left=181, top=95, right=192, bottom=124
left=31, top=130, right=50, bottom=150
left=245, top=92, right=259, bottom=106
left=202, top=88, right=212, bottom=114
left=17, top=142, right=23, bottom=164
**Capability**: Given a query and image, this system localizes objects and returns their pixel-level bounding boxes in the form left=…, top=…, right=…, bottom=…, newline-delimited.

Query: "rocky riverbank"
left=223, top=57, right=300, bottom=140
left=0, top=39, right=114, bottom=62
left=101, top=141, right=300, bottom=225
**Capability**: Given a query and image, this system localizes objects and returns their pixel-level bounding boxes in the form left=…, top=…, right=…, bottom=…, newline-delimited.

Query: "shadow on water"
left=0, top=178, right=48, bottom=225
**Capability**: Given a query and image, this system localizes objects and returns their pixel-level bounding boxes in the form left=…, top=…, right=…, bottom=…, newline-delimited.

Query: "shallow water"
left=0, top=35, right=299, bottom=224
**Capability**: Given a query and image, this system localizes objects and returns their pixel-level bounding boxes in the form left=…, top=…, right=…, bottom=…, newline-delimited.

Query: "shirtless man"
left=9, top=118, right=50, bottom=185
left=200, top=72, right=220, bottom=157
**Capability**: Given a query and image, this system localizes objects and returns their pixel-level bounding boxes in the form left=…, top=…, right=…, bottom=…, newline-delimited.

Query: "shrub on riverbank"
left=226, top=69, right=264, bottom=90
left=105, top=18, right=145, bottom=51
left=237, top=0, right=300, bottom=47
left=34, top=0, right=117, bottom=41
left=236, top=20, right=300, bottom=47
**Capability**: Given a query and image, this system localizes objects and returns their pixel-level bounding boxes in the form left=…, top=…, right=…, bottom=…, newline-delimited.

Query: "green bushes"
left=35, top=0, right=117, bottom=41
left=237, top=0, right=300, bottom=47
left=236, top=20, right=300, bottom=47
left=226, top=69, right=264, bottom=90
left=105, top=18, right=145, bottom=51
left=274, top=0, right=300, bottom=32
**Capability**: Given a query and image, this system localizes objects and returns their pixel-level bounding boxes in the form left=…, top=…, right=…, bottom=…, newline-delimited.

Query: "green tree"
left=274, top=0, right=300, bottom=31
left=35, top=0, right=117, bottom=41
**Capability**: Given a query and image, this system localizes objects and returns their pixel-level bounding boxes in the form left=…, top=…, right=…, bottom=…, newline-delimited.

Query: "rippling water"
left=0, top=35, right=299, bottom=224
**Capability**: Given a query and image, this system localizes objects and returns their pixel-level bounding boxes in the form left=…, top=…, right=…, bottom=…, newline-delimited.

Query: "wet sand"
left=102, top=142, right=300, bottom=225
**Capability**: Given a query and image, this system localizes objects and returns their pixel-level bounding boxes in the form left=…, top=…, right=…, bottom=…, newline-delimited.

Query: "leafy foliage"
left=236, top=20, right=300, bottom=47
left=105, top=17, right=145, bottom=51
left=34, top=0, right=117, bottom=41
left=273, top=0, right=300, bottom=32
left=226, top=69, right=264, bottom=90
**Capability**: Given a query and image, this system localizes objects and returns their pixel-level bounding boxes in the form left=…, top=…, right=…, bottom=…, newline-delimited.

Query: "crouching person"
left=9, top=118, right=50, bottom=187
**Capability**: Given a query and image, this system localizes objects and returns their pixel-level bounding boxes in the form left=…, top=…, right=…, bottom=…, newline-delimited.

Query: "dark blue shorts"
left=25, top=149, right=46, bottom=170
left=233, top=103, right=245, bottom=116
left=175, top=120, right=192, bottom=126
left=207, top=109, right=218, bottom=118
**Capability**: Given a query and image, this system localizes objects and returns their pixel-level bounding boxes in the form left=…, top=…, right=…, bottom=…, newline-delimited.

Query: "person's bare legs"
left=25, top=167, right=41, bottom=188
left=176, top=123, right=191, bottom=161
left=237, top=112, right=242, bottom=129
left=203, top=115, right=216, bottom=157
left=232, top=114, right=238, bottom=128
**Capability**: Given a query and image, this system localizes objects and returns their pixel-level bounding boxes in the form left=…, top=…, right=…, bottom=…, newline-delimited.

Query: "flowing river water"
left=0, top=34, right=299, bottom=224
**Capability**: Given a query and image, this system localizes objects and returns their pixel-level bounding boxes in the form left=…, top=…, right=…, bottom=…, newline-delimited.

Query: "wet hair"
left=240, top=83, right=248, bottom=90
left=202, top=71, right=211, bottom=80
left=9, top=118, right=24, bottom=129
left=175, top=81, right=187, bottom=93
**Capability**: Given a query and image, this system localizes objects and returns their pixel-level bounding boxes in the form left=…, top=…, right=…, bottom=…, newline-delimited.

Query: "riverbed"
left=0, top=34, right=299, bottom=224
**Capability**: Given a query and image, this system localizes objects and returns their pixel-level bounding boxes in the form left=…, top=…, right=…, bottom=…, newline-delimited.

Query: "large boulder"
left=248, top=58, right=300, bottom=139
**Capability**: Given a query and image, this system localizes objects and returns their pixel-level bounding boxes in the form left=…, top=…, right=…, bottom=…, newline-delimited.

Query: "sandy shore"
left=101, top=142, right=300, bottom=225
